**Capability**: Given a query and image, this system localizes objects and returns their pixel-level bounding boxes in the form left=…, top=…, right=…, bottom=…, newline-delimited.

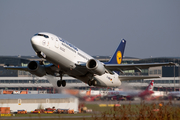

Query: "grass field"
left=1, top=101, right=180, bottom=120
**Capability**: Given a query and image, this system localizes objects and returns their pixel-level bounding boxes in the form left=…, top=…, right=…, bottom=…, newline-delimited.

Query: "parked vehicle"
left=17, top=110, right=27, bottom=114
left=31, top=109, right=44, bottom=113
left=57, top=109, right=74, bottom=114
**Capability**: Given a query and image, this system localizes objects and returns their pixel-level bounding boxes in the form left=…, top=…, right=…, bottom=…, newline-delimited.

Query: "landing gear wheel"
left=57, top=80, right=62, bottom=87
left=88, top=80, right=92, bottom=86
left=62, top=80, right=66, bottom=87
left=117, top=96, right=120, bottom=101
left=92, top=80, right=97, bottom=86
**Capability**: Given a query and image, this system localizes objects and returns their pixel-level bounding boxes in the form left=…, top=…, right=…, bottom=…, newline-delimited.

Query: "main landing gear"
left=57, top=80, right=66, bottom=87
left=57, top=72, right=66, bottom=87
left=88, top=79, right=97, bottom=86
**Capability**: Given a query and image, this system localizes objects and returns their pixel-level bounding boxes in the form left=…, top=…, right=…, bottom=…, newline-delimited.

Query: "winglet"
left=107, top=39, right=126, bottom=64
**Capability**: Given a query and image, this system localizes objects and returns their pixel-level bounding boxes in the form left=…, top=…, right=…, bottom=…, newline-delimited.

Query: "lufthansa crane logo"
left=116, top=51, right=122, bottom=64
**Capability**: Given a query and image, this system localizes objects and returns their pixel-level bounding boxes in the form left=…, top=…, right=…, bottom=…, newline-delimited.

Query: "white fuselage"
left=31, top=32, right=121, bottom=87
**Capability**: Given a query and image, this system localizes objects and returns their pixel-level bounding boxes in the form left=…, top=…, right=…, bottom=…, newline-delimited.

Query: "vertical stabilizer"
left=146, top=80, right=154, bottom=91
left=107, top=39, right=126, bottom=64
left=138, top=80, right=154, bottom=98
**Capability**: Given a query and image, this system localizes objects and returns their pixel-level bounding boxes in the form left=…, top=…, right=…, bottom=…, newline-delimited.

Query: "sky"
left=0, top=0, right=180, bottom=58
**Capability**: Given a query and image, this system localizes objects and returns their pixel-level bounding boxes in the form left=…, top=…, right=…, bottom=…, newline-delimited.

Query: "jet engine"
left=27, top=61, right=46, bottom=77
left=86, top=59, right=105, bottom=75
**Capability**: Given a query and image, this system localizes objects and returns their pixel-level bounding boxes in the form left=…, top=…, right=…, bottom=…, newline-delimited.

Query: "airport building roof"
left=0, top=93, right=76, bottom=99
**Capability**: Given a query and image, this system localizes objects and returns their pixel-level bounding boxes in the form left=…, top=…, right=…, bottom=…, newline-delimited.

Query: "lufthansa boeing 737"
left=4, top=32, right=175, bottom=87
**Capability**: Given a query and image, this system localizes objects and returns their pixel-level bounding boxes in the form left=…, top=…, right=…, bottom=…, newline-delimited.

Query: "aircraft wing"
left=4, top=63, right=59, bottom=76
left=4, top=66, right=29, bottom=71
left=104, top=62, right=175, bottom=72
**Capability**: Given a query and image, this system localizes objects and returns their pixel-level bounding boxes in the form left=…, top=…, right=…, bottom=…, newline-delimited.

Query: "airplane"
left=82, top=89, right=102, bottom=101
left=105, top=80, right=154, bottom=100
left=61, top=87, right=102, bottom=101
left=168, top=91, right=180, bottom=100
left=4, top=32, right=175, bottom=87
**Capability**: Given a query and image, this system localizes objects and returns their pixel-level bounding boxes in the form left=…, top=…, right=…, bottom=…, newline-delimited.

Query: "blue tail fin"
left=107, top=39, right=126, bottom=64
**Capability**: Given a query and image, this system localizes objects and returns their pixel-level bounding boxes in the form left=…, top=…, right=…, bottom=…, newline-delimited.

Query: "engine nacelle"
left=86, top=59, right=105, bottom=75
left=27, top=61, right=46, bottom=77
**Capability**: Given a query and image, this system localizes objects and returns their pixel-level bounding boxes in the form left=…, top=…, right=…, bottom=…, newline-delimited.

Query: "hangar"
left=0, top=94, right=79, bottom=113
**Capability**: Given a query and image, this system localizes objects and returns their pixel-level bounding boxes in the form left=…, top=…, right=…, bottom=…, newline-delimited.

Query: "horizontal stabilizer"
left=105, top=62, right=175, bottom=72
left=119, top=76, right=160, bottom=81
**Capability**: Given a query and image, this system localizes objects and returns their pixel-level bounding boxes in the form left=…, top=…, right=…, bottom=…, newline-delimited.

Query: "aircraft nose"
left=31, top=36, right=39, bottom=45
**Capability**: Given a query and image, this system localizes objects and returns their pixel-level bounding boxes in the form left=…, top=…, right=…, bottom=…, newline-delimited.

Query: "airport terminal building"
left=0, top=55, right=179, bottom=93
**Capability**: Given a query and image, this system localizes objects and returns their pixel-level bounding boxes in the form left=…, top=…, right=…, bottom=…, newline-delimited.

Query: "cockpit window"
left=34, top=33, right=49, bottom=38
